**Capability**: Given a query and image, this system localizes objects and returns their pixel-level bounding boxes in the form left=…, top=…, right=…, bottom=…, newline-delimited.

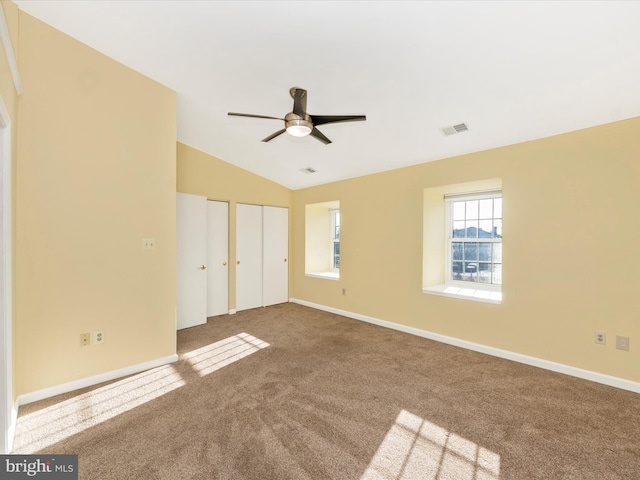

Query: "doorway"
left=0, top=95, right=13, bottom=453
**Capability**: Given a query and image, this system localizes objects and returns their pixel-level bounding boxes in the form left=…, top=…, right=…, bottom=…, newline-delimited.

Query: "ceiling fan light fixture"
left=286, top=124, right=312, bottom=137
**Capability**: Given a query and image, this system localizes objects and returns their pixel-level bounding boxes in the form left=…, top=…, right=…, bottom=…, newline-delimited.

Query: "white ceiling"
left=13, top=1, right=640, bottom=190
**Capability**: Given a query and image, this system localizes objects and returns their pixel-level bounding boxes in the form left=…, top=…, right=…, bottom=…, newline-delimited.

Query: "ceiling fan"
left=228, top=87, right=366, bottom=145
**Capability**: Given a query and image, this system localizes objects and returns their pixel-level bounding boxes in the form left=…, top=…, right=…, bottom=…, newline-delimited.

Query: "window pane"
left=492, top=243, right=502, bottom=263
left=492, top=263, right=502, bottom=285
left=465, top=220, right=478, bottom=238
left=479, top=199, right=493, bottom=219
left=479, top=243, right=491, bottom=261
left=464, top=243, right=478, bottom=261
left=453, top=221, right=465, bottom=238
left=453, top=201, right=465, bottom=221
left=479, top=220, right=493, bottom=238
left=452, top=242, right=463, bottom=261
left=494, top=198, right=502, bottom=219
left=478, top=263, right=492, bottom=283
left=331, top=210, right=339, bottom=270
left=493, top=219, right=502, bottom=238
left=465, top=200, right=479, bottom=220
left=464, top=262, right=478, bottom=282
left=452, top=261, right=463, bottom=279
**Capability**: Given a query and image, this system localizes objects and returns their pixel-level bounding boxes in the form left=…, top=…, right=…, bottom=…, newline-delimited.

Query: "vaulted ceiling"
left=13, top=1, right=640, bottom=189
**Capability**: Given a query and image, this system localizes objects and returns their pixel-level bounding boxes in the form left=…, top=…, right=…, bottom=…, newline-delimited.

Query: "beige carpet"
left=12, top=303, right=640, bottom=479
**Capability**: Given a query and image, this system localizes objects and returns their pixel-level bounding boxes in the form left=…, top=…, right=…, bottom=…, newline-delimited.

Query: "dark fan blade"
left=228, top=112, right=284, bottom=121
left=310, top=127, right=332, bottom=145
left=291, top=87, right=307, bottom=117
left=309, top=115, right=366, bottom=126
left=262, top=129, right=286, bottom=142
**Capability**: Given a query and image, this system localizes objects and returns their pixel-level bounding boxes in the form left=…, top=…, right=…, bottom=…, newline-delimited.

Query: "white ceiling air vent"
left=300, top=167, right=317, bottom=174
left=440, top=123, right=469, bottom=136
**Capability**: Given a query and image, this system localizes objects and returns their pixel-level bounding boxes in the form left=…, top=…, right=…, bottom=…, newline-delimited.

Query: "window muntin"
left=447, top=193, right=502, bottom=287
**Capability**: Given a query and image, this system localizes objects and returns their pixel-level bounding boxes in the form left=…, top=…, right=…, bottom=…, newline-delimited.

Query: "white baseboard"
left=17, top=354, right=179, bottom=406
left=228, top=309, right=237, bottom=315
left=5, top=399, right=17, bottom=453
left=290, top=298, right=640, bottom=394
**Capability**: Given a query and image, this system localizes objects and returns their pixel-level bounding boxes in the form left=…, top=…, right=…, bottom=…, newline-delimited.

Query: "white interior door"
left=263, top=206, right=289, bottom=306
left=176, top=193, right=207, bottom=330
left=236, top=203, right=263, bottom=311
left=207, top=201, right=229, bottom=316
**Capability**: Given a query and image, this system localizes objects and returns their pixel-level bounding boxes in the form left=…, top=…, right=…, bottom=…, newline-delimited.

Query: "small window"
left=305, top=201, right=340, bottom=279
left=446, top=191, right=502, bottom=289
left=330, top=209, right=340, bottom=272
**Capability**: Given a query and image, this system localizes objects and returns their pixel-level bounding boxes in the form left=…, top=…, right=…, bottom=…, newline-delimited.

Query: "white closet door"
left=236, top=204, right=263, bottom=311
left=263, top=206, right=289, bottom=306
left=176, top=193, right=208, bottom=330
left=207, top=201, right=229, bottom=317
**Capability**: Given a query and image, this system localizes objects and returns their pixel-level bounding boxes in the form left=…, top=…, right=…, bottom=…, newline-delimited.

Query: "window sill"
left=422, top=284, right=502, bottom=304
left=306, top=272, right=340, bottom=281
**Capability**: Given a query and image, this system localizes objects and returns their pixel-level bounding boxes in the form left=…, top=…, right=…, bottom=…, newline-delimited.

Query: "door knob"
left=200, top=265, right=207, bottom=270
left=237, top=260, right=240, bottom=265
left=284, top=258, right=287, bottom=262
left=223, top=262, right=227, bottom=266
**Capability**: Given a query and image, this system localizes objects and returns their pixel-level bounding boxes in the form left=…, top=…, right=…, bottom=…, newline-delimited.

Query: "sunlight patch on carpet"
left=183, top=332, right=269, bottom=377
left=361, top=409, right=501, bottom=480
left=13, top=365, right=185, bottom=453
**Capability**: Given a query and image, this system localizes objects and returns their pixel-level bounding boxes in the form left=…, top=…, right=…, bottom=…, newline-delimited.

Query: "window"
left=330, top=209, right=340, bottom=272
left=446, top=191, right=502, bottom=289
left=305, top=201, right=340, bottom=279
left=422, top=180, right=502, bottom=304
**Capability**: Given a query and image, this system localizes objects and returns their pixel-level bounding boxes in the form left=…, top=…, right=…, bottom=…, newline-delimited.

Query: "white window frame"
left=330, top=208, right=340, bottom=273
left=445, top=190, right=502, bottom=293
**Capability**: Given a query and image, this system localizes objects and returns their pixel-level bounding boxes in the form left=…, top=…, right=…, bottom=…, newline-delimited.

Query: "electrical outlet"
left=80, top=333, right=90, bottom=346
left=142, top=238, right=156, bottom=250
left=616, top=336, right=629, bottom=351
left=92, top=330, right=106, bottom=345
left=594, top=331, right=606, bottom=345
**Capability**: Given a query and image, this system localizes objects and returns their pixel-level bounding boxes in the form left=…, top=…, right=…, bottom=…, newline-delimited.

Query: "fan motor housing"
left=285, top=112, right=312, bottom=129
left=285, top=112, right=313, bottom=136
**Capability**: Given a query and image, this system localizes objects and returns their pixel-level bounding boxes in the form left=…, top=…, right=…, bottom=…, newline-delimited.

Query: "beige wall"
left=292, top=116, right=640, bottom=383
left=176, top=142, right=292, bottom=310
left=15, top=13, right=177, bottom=395
left=4, top=1, right=638, bottom=400
left=0, top=0, right=20, bottom=404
